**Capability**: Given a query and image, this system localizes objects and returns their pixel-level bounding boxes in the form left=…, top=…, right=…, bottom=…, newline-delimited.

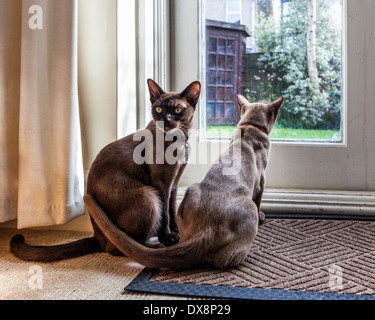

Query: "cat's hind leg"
left=115, top=186, right=163, bottom=247
left=258, top=211, right=266, bottom=225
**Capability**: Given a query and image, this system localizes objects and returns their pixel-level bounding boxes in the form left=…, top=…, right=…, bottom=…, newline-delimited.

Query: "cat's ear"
left=180, top=81, right=201, bottom=108
left=237, top=95, right=248, bottom=114
left=269, top=97, right=284, bottom=115
left=147, top=79, right=165, bottom=104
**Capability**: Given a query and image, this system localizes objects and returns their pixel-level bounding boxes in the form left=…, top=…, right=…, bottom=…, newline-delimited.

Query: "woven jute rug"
left=127, top=219, right=375, bottom=300
left=0, top=229, right=190, bottom=300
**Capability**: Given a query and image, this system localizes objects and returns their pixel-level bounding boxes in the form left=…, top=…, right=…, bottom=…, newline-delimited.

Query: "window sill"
left=177, top=187, right=375, bottom=217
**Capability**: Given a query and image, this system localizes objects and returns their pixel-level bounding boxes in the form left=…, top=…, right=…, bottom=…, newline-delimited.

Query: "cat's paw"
left=258, top=211, right=266, bottom=225
left=169, top=224, right=179, bottom=234
left=147, top=243, right=165, bottom=249
left=159, top=232, right=180, bottom=247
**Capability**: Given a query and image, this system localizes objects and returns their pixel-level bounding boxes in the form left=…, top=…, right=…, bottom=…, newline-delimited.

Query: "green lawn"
left=206, top=125, right=341, bottom=142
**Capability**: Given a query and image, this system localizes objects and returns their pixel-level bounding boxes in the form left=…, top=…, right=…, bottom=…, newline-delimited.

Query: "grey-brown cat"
left=85, top=95, right=283, bottom=269
left=10, top=79, right=201, bottom=261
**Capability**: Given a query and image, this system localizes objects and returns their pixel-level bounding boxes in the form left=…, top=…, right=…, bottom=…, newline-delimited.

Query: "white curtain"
left=0, top=0, right=84, bottom=228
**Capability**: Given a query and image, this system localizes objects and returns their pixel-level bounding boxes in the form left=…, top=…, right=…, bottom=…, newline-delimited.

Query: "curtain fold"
left=0, top=0, right=84, bottom=228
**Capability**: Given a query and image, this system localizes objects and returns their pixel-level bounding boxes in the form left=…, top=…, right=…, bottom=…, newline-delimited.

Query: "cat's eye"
left=155, top=107, right=163, bottom=114
left=175, top=107, right=183, bottom=114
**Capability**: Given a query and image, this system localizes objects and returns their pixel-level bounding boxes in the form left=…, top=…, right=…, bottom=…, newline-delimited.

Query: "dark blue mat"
left=125, top=215, right=375, bottom=300
left=125, top=268, right=375, bottom=300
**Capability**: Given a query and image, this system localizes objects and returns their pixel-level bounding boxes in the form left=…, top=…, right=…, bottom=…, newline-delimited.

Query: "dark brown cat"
left=10, top=79, right=201, bottom=261
left=85, top=95, right=284, bottom=269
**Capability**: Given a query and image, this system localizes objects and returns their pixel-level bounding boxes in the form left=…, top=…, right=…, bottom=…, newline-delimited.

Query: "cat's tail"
left=10, top=234, right=102, bottom=262
left=84, top=194, right=204, bottom=269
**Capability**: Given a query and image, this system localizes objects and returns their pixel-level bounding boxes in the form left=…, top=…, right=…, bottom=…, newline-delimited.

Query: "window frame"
left=169, top=0, right=375, bottom=216
left=199, top=0, right=347, bottom=147
left=116, top=0, right=375, bottom=216
left=117, top=0, right=169, bottom=139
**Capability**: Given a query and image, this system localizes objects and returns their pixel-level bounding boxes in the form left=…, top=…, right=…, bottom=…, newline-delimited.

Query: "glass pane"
left=227, top=0, right=240, bottom=12
left=207, top=71, right=216, bottom=85
left=217, top=104, right=224, bottom=117
left=208, top=87, right=216, bottom=100
left=207, top=103, right=215, bottom=118
left=208, top=54, right=216, bottom=68
left=226, top=87, right=234, bottom=101
left=227, top=13, right=241, bottom=24
left=218, top=39, right=226, bottom=54
left=217, top=87, right=225, bottom=101
left=227, top=55, right=234, bottom=70
left=225, top=72, right=233, bottom=85
left=227, top=40, right=234, bottom=55
left=225, top=104, right=233, bottom=118
left=208, top=38, right=217, bottom=52
left=218, top=71, right=226, bottom=85
left=203, top=0, right=343, bottom=142
left=217, top=55, right=225, bottom=69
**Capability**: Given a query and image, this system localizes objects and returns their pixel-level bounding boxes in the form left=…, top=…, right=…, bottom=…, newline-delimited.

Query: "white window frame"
left=117, top=0, right=169, bottom=139
left=201, top=0, right=347, bottom=147
left=116, top=0, right=375, bottom=217
left=170, top=0, right=375, bottom=217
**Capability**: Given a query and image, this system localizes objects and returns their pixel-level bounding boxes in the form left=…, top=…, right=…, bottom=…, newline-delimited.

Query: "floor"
left=0, top=228, right=190, bottom=300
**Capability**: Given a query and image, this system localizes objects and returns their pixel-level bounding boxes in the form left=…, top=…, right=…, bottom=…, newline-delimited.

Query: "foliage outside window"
left=252, top=0, right=342, bottom=132
left=204, top=0, right=343, bottom=142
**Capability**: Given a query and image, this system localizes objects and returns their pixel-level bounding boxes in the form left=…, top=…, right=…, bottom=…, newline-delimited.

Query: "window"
left=226, top=0, right=242, bottom=24
left=281, top=0, right=291, bottom=20
left=203, top=0, right=344, bottom=143
left=117, top=0, right=169, bottom=138
left=121, top=0, right=375, bottom=215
